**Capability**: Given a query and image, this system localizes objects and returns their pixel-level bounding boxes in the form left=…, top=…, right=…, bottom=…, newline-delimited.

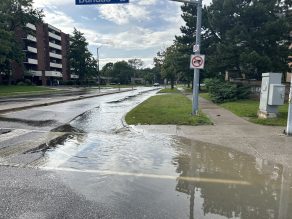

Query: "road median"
left=125, top=90, right=212, bottom=126
left=0, top=89, right=133, bottom=114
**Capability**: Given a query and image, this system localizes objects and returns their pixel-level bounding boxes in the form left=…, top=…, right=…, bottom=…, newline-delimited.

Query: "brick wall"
left=61, top=33, right=70, bottom=81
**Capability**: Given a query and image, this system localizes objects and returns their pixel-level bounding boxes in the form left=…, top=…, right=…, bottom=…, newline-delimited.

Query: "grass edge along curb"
left=200, top=93, right=288, bottom=127
left=126, top=93, right=212, bottom=126
left=158, top=88, right=180, bottom=94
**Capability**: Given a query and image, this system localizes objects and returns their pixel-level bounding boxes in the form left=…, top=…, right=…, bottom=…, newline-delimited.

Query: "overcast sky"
left=33, top=0, right=212, bottom=68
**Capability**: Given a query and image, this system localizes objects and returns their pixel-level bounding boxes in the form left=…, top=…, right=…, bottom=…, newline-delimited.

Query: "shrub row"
left=204, top=78, right=250, bottom=103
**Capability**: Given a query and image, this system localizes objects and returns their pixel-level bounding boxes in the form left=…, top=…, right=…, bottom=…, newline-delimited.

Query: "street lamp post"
left=170, top=0, right=203, bottom=115
left=97, top=46, right=102, bottom=92
left=287, top=77, right=292, bottom=136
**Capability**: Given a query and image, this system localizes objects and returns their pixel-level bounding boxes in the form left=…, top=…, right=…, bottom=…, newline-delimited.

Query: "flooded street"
left=1, top=87, right=292, bottom=218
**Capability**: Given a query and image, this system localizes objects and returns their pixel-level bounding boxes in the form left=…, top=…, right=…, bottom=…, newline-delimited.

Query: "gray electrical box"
left=268, top=84, right=285, bottom=105
left=258, top=73, right=285, bottom=119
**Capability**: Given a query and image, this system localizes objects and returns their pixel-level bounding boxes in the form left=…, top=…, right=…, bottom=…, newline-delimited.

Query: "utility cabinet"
left=258, top=73, right=285, bottom=119
left=268, top=84, right=285, bottom=106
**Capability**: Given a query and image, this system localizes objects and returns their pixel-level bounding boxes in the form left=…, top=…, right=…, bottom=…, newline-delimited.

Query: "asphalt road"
left=0, top=87, right=292, bottom=219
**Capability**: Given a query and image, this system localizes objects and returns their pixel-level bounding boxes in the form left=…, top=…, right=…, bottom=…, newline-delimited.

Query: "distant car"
left=153, top=83, right=160, bottom=86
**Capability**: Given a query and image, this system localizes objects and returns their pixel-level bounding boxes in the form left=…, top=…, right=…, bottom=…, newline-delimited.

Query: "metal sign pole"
left=287, top=77, right=292, bottom=136
left=192, top=0, right=203, bottom=115
left=97, top=47, right=101, bottom=92
left=170, top=0, right=203, bottom=115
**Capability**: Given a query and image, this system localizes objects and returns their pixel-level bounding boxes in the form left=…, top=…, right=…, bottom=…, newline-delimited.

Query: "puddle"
left=107, top=88, right=159, bottom=104
left=40, top=132, right=292, bottom=219
left=28, top=87, right=292, bottom=218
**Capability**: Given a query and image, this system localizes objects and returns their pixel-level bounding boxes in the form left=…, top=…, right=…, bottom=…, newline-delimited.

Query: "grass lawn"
left=125, top=93, right=212, bottom=126
left=0, top=85, right=55, bottom=96
left=221, top=100, right=288, bottom=126
left=200, top=93, right=288, bottom=126
left=158, top=88, right=180, bottom=93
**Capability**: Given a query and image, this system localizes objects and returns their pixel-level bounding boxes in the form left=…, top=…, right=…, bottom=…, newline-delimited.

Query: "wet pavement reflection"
left=38, top=89, right=292, bottom=219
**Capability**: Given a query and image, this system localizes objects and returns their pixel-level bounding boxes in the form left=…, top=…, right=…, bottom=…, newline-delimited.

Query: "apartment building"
left=12, top=22, right=77, bottom=85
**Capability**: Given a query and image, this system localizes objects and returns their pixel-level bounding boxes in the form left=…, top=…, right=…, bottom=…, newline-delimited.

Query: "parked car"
left=153, top=83, right=160, bottom=86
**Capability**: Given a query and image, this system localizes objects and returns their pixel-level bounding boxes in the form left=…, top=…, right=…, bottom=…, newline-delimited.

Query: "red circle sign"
left=192, top=56, right=204, bottom=68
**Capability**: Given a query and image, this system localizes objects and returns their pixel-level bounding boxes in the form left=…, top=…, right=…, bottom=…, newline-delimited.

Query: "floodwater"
left=38, top=89, right=292, bottom=219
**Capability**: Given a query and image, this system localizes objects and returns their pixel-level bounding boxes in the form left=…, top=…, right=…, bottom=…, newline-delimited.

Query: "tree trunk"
left=171, top=78, right=174, bottom=89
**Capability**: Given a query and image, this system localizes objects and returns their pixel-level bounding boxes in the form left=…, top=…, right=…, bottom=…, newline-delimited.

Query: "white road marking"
left=40, top=166, right=251, bottom=186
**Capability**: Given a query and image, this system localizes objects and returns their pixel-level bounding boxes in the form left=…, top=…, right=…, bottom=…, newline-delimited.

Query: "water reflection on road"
left=40, top=89, right=292, bottom=219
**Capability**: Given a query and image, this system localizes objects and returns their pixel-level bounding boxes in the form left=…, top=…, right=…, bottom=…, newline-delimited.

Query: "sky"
left=33, top=0, right=212, bottom=68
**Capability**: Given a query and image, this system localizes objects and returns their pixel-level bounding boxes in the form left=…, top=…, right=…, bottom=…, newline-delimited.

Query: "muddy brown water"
left=34, top=89, right=292, bottom=219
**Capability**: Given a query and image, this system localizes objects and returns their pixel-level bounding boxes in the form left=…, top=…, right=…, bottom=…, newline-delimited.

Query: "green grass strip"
left=200, top=93, right=288, bottom=126
left=0, top=85, right=55, bottom=96
left=158, top=88, right=180, bottom=94
left=126, top=93, right=212, bottom=126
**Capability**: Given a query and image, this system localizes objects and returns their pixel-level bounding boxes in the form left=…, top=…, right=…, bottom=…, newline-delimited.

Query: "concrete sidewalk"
left=0, top=88, right=132, bottom=114
left=138, top=96, right=292, bottom=168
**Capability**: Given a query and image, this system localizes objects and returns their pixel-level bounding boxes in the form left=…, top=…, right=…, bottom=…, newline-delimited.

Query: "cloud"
left=42, top=8, right=181, bottom=50
left=97, top=4, right=150, bottom=25
left=33, top=0, right=186, bottom=67
left=33, top=0, right=72, bottom=8
left=137, top=0, right=158, bottom=6
left=42, top=10, right=77, bottom=34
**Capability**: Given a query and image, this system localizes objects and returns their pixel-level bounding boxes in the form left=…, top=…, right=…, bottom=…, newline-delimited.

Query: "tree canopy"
left=69, top=28, right=97, bottom=82
left=174, top=0, right=291, bottom=81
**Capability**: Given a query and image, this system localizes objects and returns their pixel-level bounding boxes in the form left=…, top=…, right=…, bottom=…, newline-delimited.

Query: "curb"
left=0, top=89, right=133, bottom=114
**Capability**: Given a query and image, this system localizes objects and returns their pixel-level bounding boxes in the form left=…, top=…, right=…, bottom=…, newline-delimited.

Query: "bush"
left=60, top=80, right=76, bottom=85
left=87, top=80, right=97, bottom=86
left=24, top=79, right=32, bottom=85
left=17, top=81, right=26, bottom=86
left=204, top=78, right=250, bottom=103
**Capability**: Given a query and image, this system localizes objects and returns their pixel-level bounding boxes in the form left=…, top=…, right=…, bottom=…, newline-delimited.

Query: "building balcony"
left=24, top=58, right=38, bottom=65
left=49, top=52, right=62, bottom=59
left=71, top=74, right=79, bottom=79
left=28, top=70, right=62, bottom=78
left=49, top=42, right=62, bottom=50
left=26, top=34, right=37, bottom=42
left=48, top=24, right=61, bottom=33
left=26, top=23, right=36, bottom=31
left=50, top=62, right=62, bottom=69
left=45, top=71, right=63, bottom=78
left=26, top=46, right=38, bottom=54
left=49, top=32, right=62, bottom=41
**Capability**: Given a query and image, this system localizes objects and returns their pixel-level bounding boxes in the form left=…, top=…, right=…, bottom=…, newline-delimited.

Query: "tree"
left=128, top=58, right=143, bottom=70
left=101, top=62, right=114, bottom=84
left=176, top=0, right=291, bottom=80
left=101, top=62, right=113, bottom=76
left=69, top=28, right=93, bottom=82
left=85, top=54, right=97, bottom=80
left=137, top=68, right=161, bottom=85
left=111, top=61, right=134, bottom=84
left=128, top=58, right=144, bottom=85
left=160, top=45, right=180, bottom=89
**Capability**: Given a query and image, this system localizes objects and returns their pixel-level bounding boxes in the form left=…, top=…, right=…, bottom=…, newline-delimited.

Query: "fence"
left=230, top=78, right=290, bottom=101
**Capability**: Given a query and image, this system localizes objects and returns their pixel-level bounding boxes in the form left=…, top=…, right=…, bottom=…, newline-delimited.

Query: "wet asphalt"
left=0, top=87, right=292, bottom=219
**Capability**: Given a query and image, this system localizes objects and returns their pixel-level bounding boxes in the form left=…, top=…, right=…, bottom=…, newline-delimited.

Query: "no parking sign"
left=190, top=54, right=205, bottom=69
